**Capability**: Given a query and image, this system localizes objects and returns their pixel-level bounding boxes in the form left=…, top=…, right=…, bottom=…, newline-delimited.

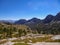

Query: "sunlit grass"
left=12, top=35, right=52, bottom=43
left=45, top=39, right=60, bottom=42
left=14, top=43, right=29, bottom=45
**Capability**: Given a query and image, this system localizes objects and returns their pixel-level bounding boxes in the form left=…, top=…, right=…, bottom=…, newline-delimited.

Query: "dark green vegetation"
left=34, top=22, right=60, bottom=34
left=0, top=23, right=32, bottom=39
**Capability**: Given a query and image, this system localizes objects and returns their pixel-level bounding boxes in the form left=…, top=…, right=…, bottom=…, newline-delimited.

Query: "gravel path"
left=32, top=42, right=60, bottom=45
left=0, top=41, right=15, bottom=45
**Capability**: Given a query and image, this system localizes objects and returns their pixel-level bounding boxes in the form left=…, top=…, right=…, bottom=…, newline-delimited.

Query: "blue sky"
left=0, top=0, right=60, bottom=20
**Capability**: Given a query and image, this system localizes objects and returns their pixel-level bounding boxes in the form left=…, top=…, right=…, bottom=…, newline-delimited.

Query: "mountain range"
left=0, top=12, right=60, bottom=25
left=0, top=12, right=60, bottom=34
left=14, top=12, right=60, bottom=24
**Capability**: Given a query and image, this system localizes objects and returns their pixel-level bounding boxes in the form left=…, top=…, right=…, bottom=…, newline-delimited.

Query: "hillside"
left=0, top=23, right=32, bottom=39
left=14, top=12, right=60, bottom=34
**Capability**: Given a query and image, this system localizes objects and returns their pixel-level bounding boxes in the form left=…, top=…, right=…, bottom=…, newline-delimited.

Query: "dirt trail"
left=31, top=42, right=60, bottom=45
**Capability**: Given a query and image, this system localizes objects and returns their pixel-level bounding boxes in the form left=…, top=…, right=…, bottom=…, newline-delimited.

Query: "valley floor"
left=0, top=34, right=60, bottom=45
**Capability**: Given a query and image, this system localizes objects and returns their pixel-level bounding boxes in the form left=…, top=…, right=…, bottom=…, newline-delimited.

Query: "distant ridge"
left=14, top=12, right=60, bottom=24
left=0, top=12, right=60, bottom=25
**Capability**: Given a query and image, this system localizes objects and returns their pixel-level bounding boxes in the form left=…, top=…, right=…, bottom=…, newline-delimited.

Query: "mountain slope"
left=15, top=19, right=27, bottom=24
left=53, top=12, right=60, bottom=21
left=43, top=15, right=54, bottom=23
